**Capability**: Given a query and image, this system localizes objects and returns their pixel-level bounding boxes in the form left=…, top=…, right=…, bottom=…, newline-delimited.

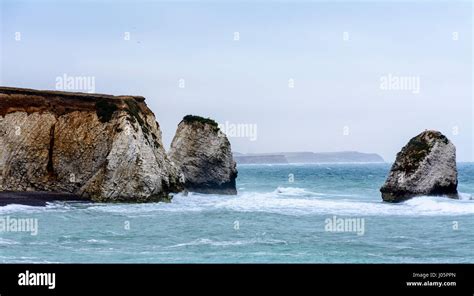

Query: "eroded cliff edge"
left=0, top=87, right=183, bottom=202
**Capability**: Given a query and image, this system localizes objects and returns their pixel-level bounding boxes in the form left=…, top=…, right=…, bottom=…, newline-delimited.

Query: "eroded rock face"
left=0, top=87, right=183, bottom=202
left=380, top=130, right=458, bottom=202
left=168, top=115, right=237, bottom=195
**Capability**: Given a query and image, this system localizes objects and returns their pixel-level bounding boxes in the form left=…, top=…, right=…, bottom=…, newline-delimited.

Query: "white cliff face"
left=0, top=87, right=183, bottom=202
left=81, top=112, right=183, bottom=201
left=168, top=116, right=237, bottom=195
left=380, top=130, right=458, bottom=202
left=0, top=112, right=57, bottom=191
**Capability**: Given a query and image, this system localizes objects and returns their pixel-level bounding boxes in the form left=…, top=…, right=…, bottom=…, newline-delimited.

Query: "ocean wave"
left=401, top=195, right=474, bottom=214
left=274, top=186, right=323, bottom=196
left=0, top=204, right=41, bottom=214
left=217, top=192, right=474, bottom=216
left=77, top=188, right=474, bottom=217
left=1, top=187, right=473, bottom=217
left=0, top=238, right=19, bottom=245
left=85, top=193, right=222, bottom=214
left=84, top=239, right=110, bottom=244
left=458, top=192, right=473, bottom=200
left=165, top=237, right=288, bottom=248
left=0, top=201, right=92, bottom=214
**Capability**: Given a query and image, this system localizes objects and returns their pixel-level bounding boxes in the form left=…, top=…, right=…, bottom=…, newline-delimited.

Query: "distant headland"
left=233, top=151, right=384, bottom=164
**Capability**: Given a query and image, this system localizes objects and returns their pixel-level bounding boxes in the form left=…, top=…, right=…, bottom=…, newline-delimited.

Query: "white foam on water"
left=84, top=239, right=110, bottom=244
left=0, top=204, right=40, bottom=214
left=274, top=186, right=324, bottom=196
left=165, top=237, right=288, bottom=249
left=0, top=201, right=92, bottom=214
left=77, top=188, right=474, bottom=217
left=0, top=238, right=19, bottom=245
left=458, top=192, right=473, bottom=200
left=213, top=188, right=474, bottom=217
left=86, top=192, right=224, bottom=214
left=2, top=187, right=473, bottom=217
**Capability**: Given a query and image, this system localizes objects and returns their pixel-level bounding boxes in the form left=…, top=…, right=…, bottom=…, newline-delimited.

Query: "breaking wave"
left=1, top=187, right=473, bottom=217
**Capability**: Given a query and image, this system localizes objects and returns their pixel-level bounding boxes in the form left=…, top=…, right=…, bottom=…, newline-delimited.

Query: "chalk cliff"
left=169, top=115, right=237, bottom=195
left=380, top=130, right=458, bottom=202
left=0, top=87, right=183, bottom=202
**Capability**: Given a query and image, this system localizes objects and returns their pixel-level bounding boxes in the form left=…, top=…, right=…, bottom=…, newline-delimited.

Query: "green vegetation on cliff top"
left=182, top=115, right=219, bottom=129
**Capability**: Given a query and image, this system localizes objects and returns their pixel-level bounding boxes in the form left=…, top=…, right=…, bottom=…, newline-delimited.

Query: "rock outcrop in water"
left=0, top=87, right=183, bottom=202
left=380, top=130, right=458, bottom=202
left=169, top=115, right=237, bottom=195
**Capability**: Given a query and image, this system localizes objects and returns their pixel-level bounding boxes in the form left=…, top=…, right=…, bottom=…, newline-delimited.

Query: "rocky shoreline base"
left=0, top=192, right=89, bottom=206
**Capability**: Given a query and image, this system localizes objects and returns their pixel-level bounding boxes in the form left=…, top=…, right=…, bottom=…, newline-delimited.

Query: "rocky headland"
left=0, top=87, right=183, bottom=203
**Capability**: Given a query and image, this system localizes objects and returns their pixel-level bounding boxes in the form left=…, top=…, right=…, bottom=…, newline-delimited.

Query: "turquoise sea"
left=1, top=163, right=473, bottom=263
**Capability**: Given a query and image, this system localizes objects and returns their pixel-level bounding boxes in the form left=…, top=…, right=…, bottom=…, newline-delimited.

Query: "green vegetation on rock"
left=394, top=131, right=448, bottom=174
left=182, top=115, right=219, bottom=132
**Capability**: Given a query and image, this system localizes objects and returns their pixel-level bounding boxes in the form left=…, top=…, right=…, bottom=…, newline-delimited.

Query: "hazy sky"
left=1, top=0, right=472, bottom=162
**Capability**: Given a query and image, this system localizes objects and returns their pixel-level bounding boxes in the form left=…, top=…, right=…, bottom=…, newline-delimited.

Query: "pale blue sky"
left=1, top=0, right=472, bottom=161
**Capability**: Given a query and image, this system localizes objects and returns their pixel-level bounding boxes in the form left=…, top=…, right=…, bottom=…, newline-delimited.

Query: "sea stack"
left=0, top=87, right=183, bottom=202
left=168, top=115, right=238, bottom=195
left=380, top=130, right=458, bottom=202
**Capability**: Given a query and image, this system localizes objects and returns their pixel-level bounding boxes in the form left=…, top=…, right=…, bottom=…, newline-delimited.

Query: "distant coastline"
left=233, top=151, right=385, bottom=164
